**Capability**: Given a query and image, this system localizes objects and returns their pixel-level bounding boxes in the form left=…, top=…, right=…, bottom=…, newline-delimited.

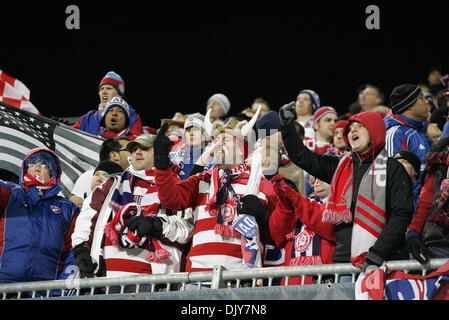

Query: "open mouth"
left=352, top=135, right=359, bottom=141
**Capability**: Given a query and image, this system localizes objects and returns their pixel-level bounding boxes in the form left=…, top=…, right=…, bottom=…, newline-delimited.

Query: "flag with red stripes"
left=0, top=70, right=39, bottom=114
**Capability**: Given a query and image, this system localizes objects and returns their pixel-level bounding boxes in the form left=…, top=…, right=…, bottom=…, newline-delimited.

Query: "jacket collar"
left=387, top=111, right=428, bottom=132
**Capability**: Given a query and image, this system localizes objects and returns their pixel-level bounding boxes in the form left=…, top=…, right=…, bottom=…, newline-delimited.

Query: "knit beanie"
left=255, top=110, right=280, bottom=138
left=393, top=150, right=421, bottom=176
left=184, top=113, right=210, bottom=141
left=313, top=106, right=337, bottom=123
left=208, top=93, right=231, bottom=116
left=98, top=71, right=125, bottom=96
left=332, top=119, right=348, bottom=135
left=184, top=113, right=205, bottom=130
left=298, top=89, right=321, bottom=112
left=94, top=160, right=123, bottom=175
left=390, top=84, right=422, bottom=114
left=99, top=96, right=131, bottom=127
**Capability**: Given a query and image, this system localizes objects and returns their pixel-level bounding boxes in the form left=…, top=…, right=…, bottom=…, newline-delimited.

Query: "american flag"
left=0, top=101, right=104, bottom=197
left=0, top=70, right=39, bottom=114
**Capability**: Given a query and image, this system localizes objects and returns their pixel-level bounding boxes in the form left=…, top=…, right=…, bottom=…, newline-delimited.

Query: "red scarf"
left=322, top=150, right=388, bottom=267
left=322, top=155, right=354, bottom=224
left=23, top=173, right=57, bottom=189
left=104, top=202, right=171, bottom=263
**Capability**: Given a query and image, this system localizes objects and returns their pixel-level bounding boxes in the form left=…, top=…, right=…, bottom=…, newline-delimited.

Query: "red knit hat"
left=98, top=71, right=125, bottom=96
left=313, top=106, right=337, bottom=123
left=332, top=120, right=348, bottom=135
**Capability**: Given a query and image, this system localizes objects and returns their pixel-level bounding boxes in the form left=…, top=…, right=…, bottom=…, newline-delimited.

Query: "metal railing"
left=1, top=258, right=447, bottom=300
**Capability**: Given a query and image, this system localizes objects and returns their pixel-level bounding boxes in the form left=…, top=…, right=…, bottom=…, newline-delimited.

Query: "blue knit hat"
left=24, top=149, right=60, bottom=179
left=99, top=96, right=131, bottom=128
left=98, top=71, right=125, bottom=96
left=298, top=89, right=321, bottom=112
left=255, top=111, right=280, bottom=139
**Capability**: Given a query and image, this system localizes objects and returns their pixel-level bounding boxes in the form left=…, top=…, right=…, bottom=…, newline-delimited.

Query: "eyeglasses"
left=28, top=162, right=49, bottom=170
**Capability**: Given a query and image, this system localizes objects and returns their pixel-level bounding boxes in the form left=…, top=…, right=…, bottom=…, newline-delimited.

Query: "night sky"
left=1, top=1, right=448, bottom=129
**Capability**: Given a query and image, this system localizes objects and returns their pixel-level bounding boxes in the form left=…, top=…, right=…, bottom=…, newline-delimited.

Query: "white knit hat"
left=208, top=93, right=231, bottom=115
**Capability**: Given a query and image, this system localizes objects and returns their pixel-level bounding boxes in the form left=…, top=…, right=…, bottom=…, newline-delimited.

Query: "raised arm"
left=279, top=102, right=339, bottom=184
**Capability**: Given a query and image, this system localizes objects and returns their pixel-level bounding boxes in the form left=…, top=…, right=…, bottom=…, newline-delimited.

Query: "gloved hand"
left=238, top=194, right=270, bottom=229
left=278, top=101, right=296, bottom=126
left=406, top=230, right=431, bottom=265
left=360, top=250, right=384, bottom=273
left=273, top=179, right=300, bottom=210
left=73, top=243, right=97, bottom=278
left=125, top=216, right=164, bottom=238
left=153, top=123, right=174, bottom=169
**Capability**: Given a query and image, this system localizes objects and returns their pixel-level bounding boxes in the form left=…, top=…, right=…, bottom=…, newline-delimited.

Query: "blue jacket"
left=71, top=104, right=143, bottom=140
left=0, top=148, right=79, bottom=284
left=441, top=121, right=449, bottom=138
left=384, top=112, right=433, bottom=174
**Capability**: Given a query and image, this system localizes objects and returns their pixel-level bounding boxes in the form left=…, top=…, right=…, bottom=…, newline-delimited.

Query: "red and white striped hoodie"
left=155, top=166, right=277, bottom=272
left=72, top=167, right=194, bottom=278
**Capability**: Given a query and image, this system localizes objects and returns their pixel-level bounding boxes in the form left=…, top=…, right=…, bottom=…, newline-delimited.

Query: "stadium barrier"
left=0, top=258, right=447, bottom=300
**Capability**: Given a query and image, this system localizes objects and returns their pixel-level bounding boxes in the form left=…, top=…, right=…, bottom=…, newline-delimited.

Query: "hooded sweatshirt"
left=281, top=112, right=414, bottom=264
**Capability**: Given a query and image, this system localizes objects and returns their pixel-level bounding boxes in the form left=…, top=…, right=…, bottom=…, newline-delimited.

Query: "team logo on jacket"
left=222, top=200, right=237, bottom=222
left=294, top=230, right=312, bottom=253
left=50, top=205, right=62, bottom=214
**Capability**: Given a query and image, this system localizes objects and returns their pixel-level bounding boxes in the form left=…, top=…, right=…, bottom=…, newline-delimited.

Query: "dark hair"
left=253, top=97, right=270, bottom=108
left=99, top=136, right=130, bottom=161
left=366, top=84, right=385, bottom=104
left=428, top=66, right=443, bottom=75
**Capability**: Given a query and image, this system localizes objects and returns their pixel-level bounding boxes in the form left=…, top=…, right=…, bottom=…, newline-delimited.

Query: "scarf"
left=204, top=164, right=248, bottom=237
left=322, top=149, right=388, bottom=267
left=286, top=225, right=322, bottom=267
left=22, top=173, right=59, bottom=205
left=103, top=166, right=171, bottom=263
left=425, top=150, right=449, bottom=174
left=285, top=224, right=322, bottom=285
left=429, top=177, right=449, bottom=229
left=23, top=173, right=57, bottom=189
left=202, top=162, right=272, bottom=271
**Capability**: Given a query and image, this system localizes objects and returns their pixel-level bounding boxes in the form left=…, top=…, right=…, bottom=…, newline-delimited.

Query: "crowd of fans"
left=1, top=67, right=449, bottom=294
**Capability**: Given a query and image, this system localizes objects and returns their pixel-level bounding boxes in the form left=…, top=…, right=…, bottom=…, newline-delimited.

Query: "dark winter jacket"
left=281, top=112, right=414, bottom=263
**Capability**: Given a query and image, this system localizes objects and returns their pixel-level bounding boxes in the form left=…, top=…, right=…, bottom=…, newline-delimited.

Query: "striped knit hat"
left=99, top=96, right=131, bottom=127
left=98, top=71, right=125, bottom=96
left=390, top=84, right=422, bottom=114
left=313, top=106, right=337, bottom=123
left=298, top=89, right=321, bottom=112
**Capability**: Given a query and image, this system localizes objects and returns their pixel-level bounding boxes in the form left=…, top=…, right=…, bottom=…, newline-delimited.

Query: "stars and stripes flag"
left=355, top=260, right=449, bottom=300
left=0, top=69, right=39, bottom=114
left=0, top=101, right=104, bottom=197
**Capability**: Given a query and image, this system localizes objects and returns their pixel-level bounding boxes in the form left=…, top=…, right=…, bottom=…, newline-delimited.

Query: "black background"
left=1, top=1, right=448, bottom=129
